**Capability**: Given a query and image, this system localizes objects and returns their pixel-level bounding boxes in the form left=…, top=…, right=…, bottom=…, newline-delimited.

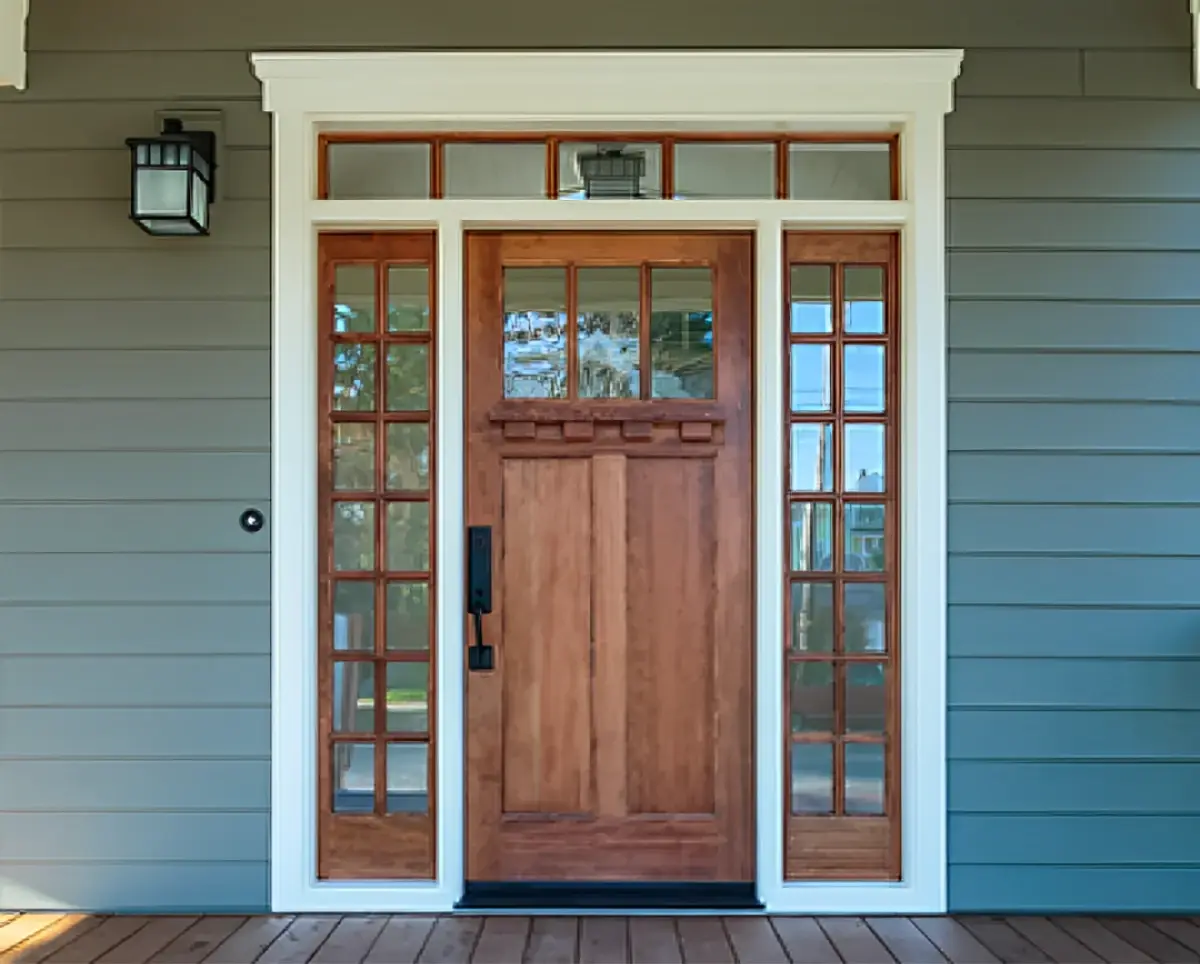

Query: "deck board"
left=0, top=914, right=1196, bottom=962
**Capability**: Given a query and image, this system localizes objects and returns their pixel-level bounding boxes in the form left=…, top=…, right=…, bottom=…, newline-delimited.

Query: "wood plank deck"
left=2, top=914, right=1200, bottom=963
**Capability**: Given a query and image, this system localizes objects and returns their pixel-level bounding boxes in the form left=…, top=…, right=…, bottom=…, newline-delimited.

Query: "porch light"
left=577, top=145, right=645, bottom=198
left=125, top=118, right=216, bottom=236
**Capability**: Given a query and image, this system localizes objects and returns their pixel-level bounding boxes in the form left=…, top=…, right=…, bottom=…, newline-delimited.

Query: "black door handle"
left=466, top=526, right=495, bottom=671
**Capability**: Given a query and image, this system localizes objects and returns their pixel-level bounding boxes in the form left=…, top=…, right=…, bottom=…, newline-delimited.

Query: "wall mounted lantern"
left=125, top=117, right=217, bottom=236
left=577, top=145, right=645, bottom=198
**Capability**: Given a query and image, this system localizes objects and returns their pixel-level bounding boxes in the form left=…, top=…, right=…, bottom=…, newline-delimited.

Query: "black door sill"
left=455, top=881, right=762, bottom=911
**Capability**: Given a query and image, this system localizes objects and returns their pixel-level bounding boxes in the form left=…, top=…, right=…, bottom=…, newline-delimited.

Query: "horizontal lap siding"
left=0, top=0, right=1196, bottom=914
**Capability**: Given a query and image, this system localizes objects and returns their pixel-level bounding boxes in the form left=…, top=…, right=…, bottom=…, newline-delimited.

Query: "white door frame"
left=253, top=49, right=962, bottom=915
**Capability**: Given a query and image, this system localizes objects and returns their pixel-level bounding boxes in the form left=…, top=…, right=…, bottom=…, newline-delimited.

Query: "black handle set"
left=466, top=526, right=495, bottom=671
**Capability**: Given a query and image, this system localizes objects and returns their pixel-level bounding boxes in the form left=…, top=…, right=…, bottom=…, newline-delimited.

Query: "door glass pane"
left=790, top=423, right=833, bottom=492
left=846, top=662, right=887, bottom=735
left=333, top=502, right=375, bottom=571
left=386, top=423, right=430, bottom=491
left=788, top=142, right=892, bottom=200
left=387, top=743, right=429, bottom=814
left=844, top=424, right=885, bottom=492
left=332, top=742, right=375, bottom=813
left=845, top=743, right=885, bottom=815
left=327, top=142, right=431, bottom=199
left=387, top=266, right=430, bottom=332
left=559, top=142, right=663, bottom=199
left=578, top=267, right=640, bottom=399
left=385, top=344, right=429, bottom=412
left=332, top=344, right=376, bottom=412
left=649, top=267, right=713, bottom=399
left=386, top=502, right=430, bottom=572
left=332, top=661, right=375, bottom=733
left=333, top=424, right=375, bottom=491
left=443, top=142, right=547, bottom=198
left=386, top=582, right=430, bottom=651
left=845, top=583, right=887, bottom=653
left=845, top=504, right=886, bottom=573
left=790, top=661, right=833, bottom=735
left=790, top=265, right=832, bottom=334
left=789, top=502, right=833, bottom=572
left=790, top=344, right=831, bottom=413
left=844, top=345, right=885, bottom=413
left=673, top=142, right=775, bottom=199
left=504, top=267, right=567, bottom=398
left=333, top=581, right=374, bottom=652
left=791, top=742, right=833, bottom=815
left=845, top=266, right=885, bottom=334
left=385, top=662, right=429, bottom=734
left=790, top=582, right=833, bottom=653
left=333, top=265, right=376, bottom=333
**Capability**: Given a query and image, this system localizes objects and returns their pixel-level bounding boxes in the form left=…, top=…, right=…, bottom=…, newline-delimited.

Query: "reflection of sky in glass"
left=846, top=298, right=884, bottom=334
left=790, top=423, right=885, bottom=493
left=791, top=342, right=885, bottom=413
left=790, top=301, right=832, bottom=334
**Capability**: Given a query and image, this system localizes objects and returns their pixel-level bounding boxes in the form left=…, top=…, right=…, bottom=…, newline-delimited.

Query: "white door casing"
left=252, top=49, right=962, bottom=914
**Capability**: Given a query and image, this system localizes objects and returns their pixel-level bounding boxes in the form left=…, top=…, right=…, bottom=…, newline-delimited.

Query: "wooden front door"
left=464, top=232, right=755, bottom=889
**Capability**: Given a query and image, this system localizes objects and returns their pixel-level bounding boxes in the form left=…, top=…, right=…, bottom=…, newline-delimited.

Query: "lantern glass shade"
left=126, top=122, right=216, bottom=236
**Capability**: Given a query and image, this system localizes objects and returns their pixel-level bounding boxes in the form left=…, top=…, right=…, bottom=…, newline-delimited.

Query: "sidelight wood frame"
left=253, top=48, right=962, bottom=915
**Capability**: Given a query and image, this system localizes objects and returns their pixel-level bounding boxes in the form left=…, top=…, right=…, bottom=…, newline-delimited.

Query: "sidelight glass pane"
left=846, top=662, right=887, bottom=735
left=790, top=660, right=834, bottom=735
left=788, top=142, right=892, bottom=200
left=845, top=266, right=885, bottom=334
left=577, top=267, right=640, bottom=399
left=790, top=423, right=834, bottom=492
left=443, top=142, right=547, bottom=198
left=386, top=582, right=430, bottom=651
left=791, top=742, right=833, bottom=814
left=327, top=142, right=431, bottom=200
left=332, top=344, right=377, bottom=412
left=845, top=743, right=886, bottom=815
left=504, top=267, right=568, bottom=398
left=559, top=142, right=662, bottom=199
left=386, top=423, right=430, bottom=492
left=332, top=742, right=375, bottom=813
left=844, top=345, right=885, bottom=413
left=649, top=267, right=714, bottom=399
left=845, top=504, right=886, bottom=573
left=789, top=502, right=833, bottom=572
left=333, top=502, right=375, bottom=571
left=333, top=264, right=376, bottom=333
left=673, top=142, right=775, bottom=199
left=333, top=581, right=374, bottom=652
left=385, top=344, right=429, bottom=412
left=387, top=266, right=430, bottom=332
left=844, top=424, right=885, bottom=492
left=332, top=423, right=375, bottom=491
left=387, top=743, right=429, bottom=814
left=385, top=662, right=429, bottom=734
left=845, top=583, right=887, bottom=653
left=790, top=265, right=833, bottom=334
left=790, top=581, right=833, bottom=654
left=790, top=344, right=831, bottom=413
left=386, top=502, right=430, bottom=572
left=332, top=661, right=375, bottom=733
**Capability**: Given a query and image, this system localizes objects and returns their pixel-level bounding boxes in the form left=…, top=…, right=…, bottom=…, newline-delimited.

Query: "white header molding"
left=0, top=0, right=28, bottom=90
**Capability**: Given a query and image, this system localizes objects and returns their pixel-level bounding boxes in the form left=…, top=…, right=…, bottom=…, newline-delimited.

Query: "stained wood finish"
left=317, top=232, right=438, bottom=879
left=465, top=231, right=755, bottom=882
left=784, top=231, right=902, bottom=881
left=3, top=916, right=1195, bottom=964
left=317, top=133, right=898, bottom=200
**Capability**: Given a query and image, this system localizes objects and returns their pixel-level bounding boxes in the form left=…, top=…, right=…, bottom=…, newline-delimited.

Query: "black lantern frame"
left=577, top=145, right=646, bottom=199
left=125, top=118, right=217, bottom=237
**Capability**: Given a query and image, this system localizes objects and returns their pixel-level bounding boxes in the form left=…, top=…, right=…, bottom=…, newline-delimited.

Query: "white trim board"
left=0, top=0, right=28, bottom=90
left=252, top=48, right=962, bottom=916
left=1193, top=0, right=1200, bottom=88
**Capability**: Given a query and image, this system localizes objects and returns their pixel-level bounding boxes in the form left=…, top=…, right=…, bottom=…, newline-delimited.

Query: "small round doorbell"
left=239, top=508, right=265, bottom=533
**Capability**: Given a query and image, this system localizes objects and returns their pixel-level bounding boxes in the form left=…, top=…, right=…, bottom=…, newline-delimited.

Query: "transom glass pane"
left=327, top=142, right=431, bottom=199
left=788, top=142, right=893, bottom=200
left=558, top=142, right=663, bottom=199
left=673, top=142, right=775, bottom=199
left=442, top=142, right=547, bottom=199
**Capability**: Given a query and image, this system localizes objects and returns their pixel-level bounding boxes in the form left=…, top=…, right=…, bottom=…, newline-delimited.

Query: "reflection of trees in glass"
left=386, top=344, right=429, bottom=411
left=333, top=344, right=376, bottom=410
left=386, top=424, right=431, bottom=490
left=649, top=310, right=714, bottom=398
left=387, top=503, right=430, bottom=572
left=387, top=583, right=430, bottom=651
left=579, top=310, right=639, bottom=398
left=333, top=425, right=375, bottom=491
left=334, top=503, right=375, bottom=571
left=504, top=310, right=568, bottom=398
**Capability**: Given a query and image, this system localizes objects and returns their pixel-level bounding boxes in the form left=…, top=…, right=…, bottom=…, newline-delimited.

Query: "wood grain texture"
left=464, top=231, right=754, bottom=883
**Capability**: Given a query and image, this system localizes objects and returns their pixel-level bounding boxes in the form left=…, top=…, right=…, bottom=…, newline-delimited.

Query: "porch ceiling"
left=0, top=0, right=25, bottom=89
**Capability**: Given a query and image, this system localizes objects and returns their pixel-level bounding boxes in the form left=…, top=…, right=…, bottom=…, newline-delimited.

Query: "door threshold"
left=456, top=881, right=763, bottom=911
